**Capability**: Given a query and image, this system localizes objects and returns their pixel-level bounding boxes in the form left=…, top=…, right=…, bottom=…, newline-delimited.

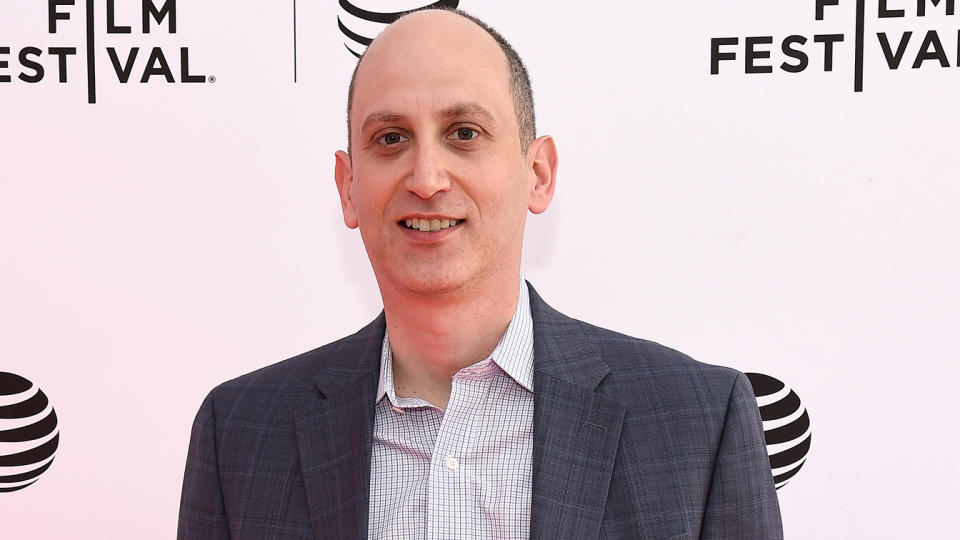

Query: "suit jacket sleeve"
left=700, top=372, right=783, bottom=539
left=177, top=391, right=231, bottom=540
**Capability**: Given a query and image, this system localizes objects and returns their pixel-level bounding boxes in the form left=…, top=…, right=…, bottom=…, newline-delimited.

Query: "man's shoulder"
left=204, top=314, right=384, bottom=414
left=578, top=319, right=739, bottom=384
left=559, top=314, right=745, bottom=411
left=527, top=283, right=743, bottom=404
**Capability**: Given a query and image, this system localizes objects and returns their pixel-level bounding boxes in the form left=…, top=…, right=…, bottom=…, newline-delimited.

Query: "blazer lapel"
left=294, top=314, right=385, bottom=540
left=528, top=284, right=626, bottom=540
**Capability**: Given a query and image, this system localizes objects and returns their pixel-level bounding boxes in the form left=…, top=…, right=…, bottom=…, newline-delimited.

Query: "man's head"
left=334, top=9, right=558, bottom=297
left=346, top=9, right=536, bottom=154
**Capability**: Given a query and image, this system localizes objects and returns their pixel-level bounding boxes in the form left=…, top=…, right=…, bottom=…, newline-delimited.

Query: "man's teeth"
left=404, top=218, right=461, bottom=232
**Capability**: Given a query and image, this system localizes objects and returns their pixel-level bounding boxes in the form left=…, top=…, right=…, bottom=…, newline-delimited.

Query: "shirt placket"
left=426, top=359, right=494, bottom=540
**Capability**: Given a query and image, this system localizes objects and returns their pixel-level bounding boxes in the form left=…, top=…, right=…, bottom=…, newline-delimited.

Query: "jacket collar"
left=294, top=314, right=384, bottom=539
left=527, top=282, right=610, bottom=389
left=527, top=283, right=625, bottom=540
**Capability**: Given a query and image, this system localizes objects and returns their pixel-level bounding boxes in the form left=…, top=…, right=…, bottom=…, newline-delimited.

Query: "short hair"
left=346, top=8, right=536, bottom=154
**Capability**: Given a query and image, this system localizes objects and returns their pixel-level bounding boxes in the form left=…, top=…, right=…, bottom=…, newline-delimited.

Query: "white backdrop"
left=2, top=0, right=958, bottom=537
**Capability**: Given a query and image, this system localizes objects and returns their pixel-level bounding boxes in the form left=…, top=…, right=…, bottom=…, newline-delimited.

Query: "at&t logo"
left=746, top=372, right=811, bottom=489
left=0, top=372, right=60, bottom=493
left=338, top=0, right=461, bottom=57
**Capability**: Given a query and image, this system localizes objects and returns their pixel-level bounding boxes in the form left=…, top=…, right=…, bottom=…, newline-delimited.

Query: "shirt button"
left=444, top=456, right=459, bottom=471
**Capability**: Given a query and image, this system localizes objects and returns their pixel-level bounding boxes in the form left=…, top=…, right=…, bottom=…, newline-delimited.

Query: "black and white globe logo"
left=745, top=372, right=810, bottom=489
left=0, top=372, right=59, bottom=493
left=338, top=0, right=461, bottom=57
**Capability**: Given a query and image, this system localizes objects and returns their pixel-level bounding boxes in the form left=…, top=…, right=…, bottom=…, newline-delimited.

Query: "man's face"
left=335, top=11, right=555, bottom=296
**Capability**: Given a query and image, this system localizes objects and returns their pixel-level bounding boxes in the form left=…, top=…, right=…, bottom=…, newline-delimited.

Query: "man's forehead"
left=351, top=10, right=512, bottom=110
left=364, top=9, right=501, bottom=62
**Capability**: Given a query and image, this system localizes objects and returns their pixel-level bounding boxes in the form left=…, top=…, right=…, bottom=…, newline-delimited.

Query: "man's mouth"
left=399, top=218, right=463, bottom=232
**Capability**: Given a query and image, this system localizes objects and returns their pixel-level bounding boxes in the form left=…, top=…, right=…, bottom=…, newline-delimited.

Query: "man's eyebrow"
left=438, top=103, right=498, bottom=125
left=360, top=112, right=408, bottom=134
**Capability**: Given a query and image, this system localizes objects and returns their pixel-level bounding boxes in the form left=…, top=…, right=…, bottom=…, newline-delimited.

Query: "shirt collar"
left=376, top=278, right=535, bottom=405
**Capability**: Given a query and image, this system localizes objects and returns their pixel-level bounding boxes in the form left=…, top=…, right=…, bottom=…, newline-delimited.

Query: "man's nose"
left=404, top=140, right=451, bottom=199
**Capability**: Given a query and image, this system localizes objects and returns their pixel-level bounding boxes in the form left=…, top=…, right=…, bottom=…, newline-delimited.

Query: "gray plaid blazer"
left=178, top=283, right=782, bottom=539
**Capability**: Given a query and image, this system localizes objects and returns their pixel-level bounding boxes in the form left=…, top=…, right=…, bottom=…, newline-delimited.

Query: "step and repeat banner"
left=2, top=1, right=957, bottom=538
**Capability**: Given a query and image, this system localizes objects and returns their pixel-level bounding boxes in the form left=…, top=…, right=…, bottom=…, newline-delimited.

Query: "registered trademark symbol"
left=208, top=75, right=216, bottom=83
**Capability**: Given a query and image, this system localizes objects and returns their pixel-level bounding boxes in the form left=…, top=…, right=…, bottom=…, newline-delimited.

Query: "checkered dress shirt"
left=368, top=280, right=535, bottom=540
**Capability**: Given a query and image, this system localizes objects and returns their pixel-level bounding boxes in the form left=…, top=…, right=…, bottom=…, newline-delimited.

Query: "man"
left=178, top=8, right=782, bottom=540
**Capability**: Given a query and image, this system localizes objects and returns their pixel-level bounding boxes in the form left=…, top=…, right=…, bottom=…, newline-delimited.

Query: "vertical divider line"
left=854, top=0, right=865, bottom=92
left=86, top=0, right=96, bottom=103
left=294, top=0, right=298, bottom=83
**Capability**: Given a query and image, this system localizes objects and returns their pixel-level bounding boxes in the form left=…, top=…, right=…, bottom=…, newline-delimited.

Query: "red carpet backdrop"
left=1, top=0, right=957, bottom=537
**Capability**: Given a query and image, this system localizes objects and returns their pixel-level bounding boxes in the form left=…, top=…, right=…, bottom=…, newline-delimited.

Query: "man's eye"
left=379, top=133, right=408, bottom=145
left=452, top=128, right=479, bottom=141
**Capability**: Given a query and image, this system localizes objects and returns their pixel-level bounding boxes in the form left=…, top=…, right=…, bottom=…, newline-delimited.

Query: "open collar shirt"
left=368, top=279, right=535, bottom=540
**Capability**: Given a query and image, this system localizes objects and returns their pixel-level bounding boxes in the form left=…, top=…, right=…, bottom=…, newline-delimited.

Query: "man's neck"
left=381, top=275, right=521, bottom=410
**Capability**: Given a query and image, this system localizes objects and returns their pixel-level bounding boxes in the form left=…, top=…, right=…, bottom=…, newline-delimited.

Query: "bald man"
left=177, top=9, right=782, bottom=540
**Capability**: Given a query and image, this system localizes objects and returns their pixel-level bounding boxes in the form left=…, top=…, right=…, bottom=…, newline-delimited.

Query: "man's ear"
left=526, top=135, right=558, bottom=214
left=334, top=150, right=359, bottom=229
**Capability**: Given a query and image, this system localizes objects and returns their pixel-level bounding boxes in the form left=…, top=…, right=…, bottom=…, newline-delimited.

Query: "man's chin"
left=385, top=267, right=473, bottom=297
left=403, top=276, right=465, bottom=297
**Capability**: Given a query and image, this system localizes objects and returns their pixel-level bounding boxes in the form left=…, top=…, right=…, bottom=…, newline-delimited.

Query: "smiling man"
left=178, top=8, right=782, bottom=540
